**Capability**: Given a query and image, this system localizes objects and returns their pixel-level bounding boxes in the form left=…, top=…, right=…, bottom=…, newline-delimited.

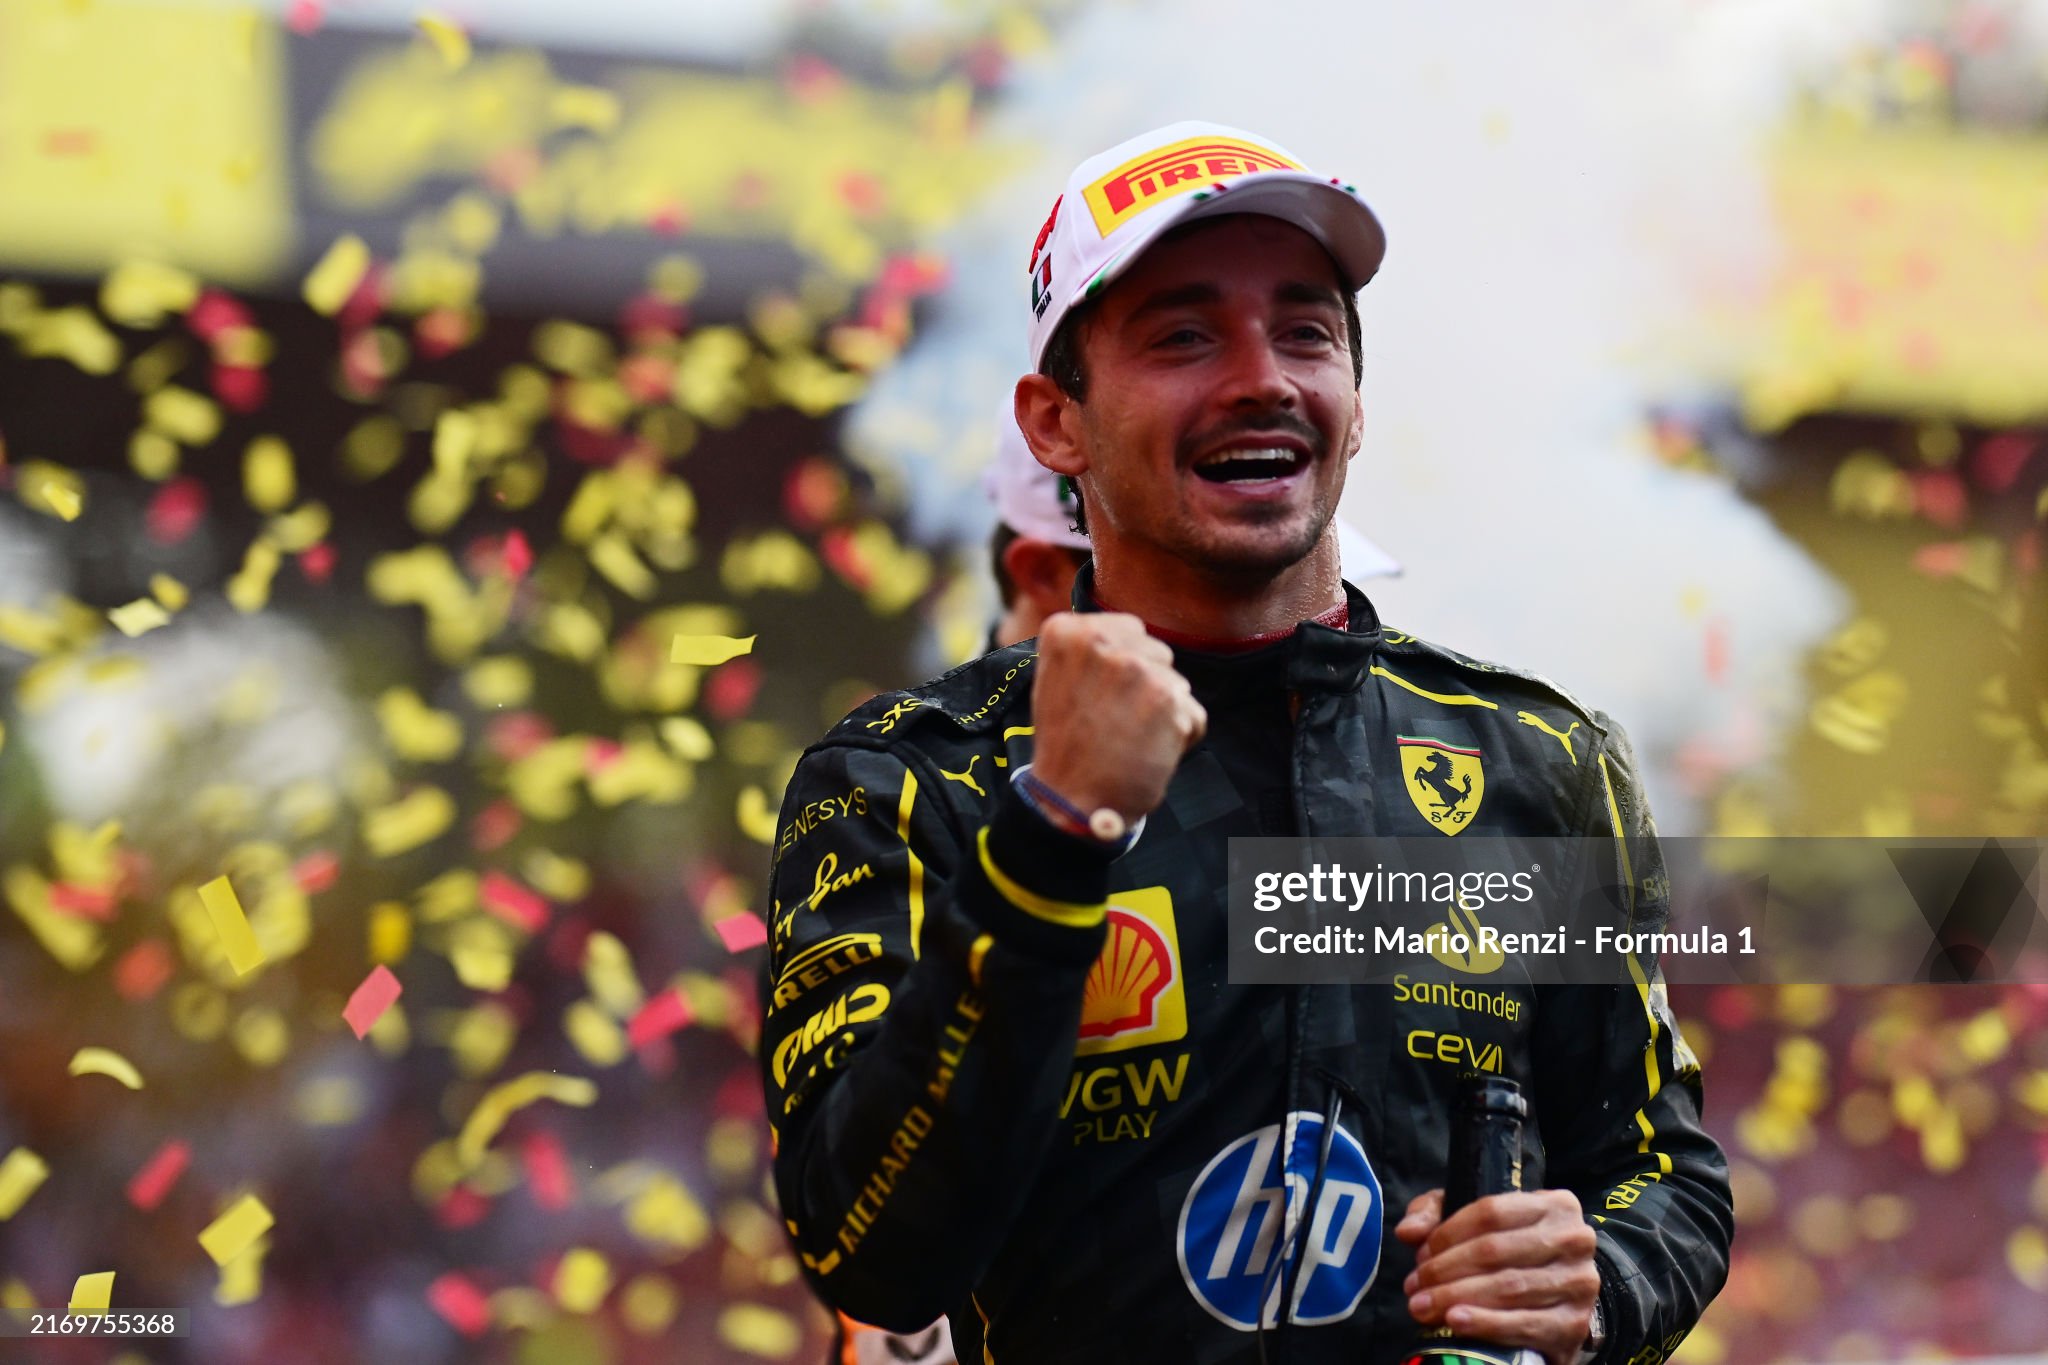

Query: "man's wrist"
left=1011, top=764, right=1142, bottom=852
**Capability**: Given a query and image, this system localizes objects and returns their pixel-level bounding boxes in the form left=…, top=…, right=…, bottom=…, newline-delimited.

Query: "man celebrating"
left=761, top=122, right=1732, bottom=1364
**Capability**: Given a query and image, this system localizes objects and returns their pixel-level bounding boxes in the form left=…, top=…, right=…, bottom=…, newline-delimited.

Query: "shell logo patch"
left=1075, top=886, right=1186, bottom=1057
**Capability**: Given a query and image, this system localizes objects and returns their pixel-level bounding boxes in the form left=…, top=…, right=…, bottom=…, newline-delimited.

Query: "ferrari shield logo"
left=1398, top=735, right=1484, bottom=835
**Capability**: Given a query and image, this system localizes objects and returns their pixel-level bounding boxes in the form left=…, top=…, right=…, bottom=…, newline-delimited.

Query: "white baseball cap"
left=984, top=402, right=1092, bottom=551
left=985, top=404, right=1402, bottom=581
left=1026, top=120, right=1387, bottom=369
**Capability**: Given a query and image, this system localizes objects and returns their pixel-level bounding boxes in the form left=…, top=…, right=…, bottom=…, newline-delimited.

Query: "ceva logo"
left=1176, top=1112, right=1382, bottom=1330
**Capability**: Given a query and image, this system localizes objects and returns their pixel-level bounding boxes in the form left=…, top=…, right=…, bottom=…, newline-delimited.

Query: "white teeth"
left=1194, top=446, right=1298, bottom=467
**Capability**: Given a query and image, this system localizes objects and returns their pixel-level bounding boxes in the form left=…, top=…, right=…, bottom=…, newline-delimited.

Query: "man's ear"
left=1015, top=374, right=1085, bottom=478
left=1002, top=537, right=1083, bottom=620
left=1345, top=387, right=1364, bottom=461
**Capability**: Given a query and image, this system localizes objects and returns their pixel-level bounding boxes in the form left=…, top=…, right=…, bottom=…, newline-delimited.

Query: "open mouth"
left=1190, top=447, right=1308, bottom=484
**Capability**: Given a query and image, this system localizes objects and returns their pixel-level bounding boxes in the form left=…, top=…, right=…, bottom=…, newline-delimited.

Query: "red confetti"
left=627, top=987, right=695, bottom=1049
left=521, top=1132, right=574, bottom=1212
left=582, top=738, right=624, bottom=775
left=1703, top=617, right=1730, bottom=684
left=47, top=882, right=116, bottom=921
left=485, top=713, right=552, bottom=762
left=1911, top=541, right=1970, bottom=578
left=299, top=542, right=336, bottom=584
left=435, top=1185, right=491, bottom=1230
left=1706, top=986, right=1755, bottom=1032
left=112, top=939, right=174, bottom=1003
left=125, top=1139, right=190, bottom=1212
left=1970, top=433, right=2037, bottom=493
left=501, top=530, right=532, bottom=581
left=704, top=658, right=762, bottom=722
left=713, top=1067, right=764, bottom=1120
left=186, top=289, right=252, bottom=342
left=145, top=479, right=208, bottom=546
left=293, top=850, right=341, bottom=895
left=211, top=363, right=268, bottom=414
left=1910, top=470, right=1969, bottom=529
left=480, top=872, right=550, bottom=934
left=712, top=914, right=767, bottom=954
left=285, top=0, right=324, bottom=34
left=343, top=966, right=404, bottom=1040
left=338, top=264, right=387, bottom=332
left=470, top=799, right=522, bottom=853
left=427, top=1273, right=491, bottom=1337
left=42, top=129, right=97, bottom=158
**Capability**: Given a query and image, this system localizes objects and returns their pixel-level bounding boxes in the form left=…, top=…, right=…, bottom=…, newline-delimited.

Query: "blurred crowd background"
left=1, top=0, right=2046, bottom=1361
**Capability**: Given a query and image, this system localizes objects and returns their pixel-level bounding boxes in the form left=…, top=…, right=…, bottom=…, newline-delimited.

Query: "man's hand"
left=1395, top=1188, right=1600, bottom=1365
left=1030, top=613, right=1206, bottom=822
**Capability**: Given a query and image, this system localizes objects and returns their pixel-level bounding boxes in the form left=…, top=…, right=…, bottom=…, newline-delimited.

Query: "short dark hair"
left=989, top=521, right=1087, bottom=606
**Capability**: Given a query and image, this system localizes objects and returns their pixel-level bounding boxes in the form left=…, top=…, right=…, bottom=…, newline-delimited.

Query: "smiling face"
left=1019, top=214, right=1363, bottom=618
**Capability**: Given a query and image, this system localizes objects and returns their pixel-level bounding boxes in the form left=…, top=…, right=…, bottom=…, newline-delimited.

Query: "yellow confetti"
left=215, top=1236, right=266, bottom=1307
left=442, top=1001, right=517, bottom=1078
left=2008, top=1226, right=2048, bottom=1292
left=149, top=574, right=189, bottom=611
left=660, top=717, right=713, bottom=760
left=68, top=1046, right=144, bottom=1090
left=107, top=598, right=171, bottom=638
left=69, top=1272, right=114, bottom=1316
left=590, top=532, right=658, bottom=599
left=225, top=536, right=282, bottom=614
left=0, top=1149, right=49, bottom=1220
left=376, top=687, right=464, bottom=763
left=41, top=479, right=82, bottom=521
left=455, top=1073, right=599, bottom=1171
left=671, top=633, right=755, bottom=666
left=100, top=260, right=201, bottom=328
left=623, top=1173, right=709, bottom=1252
left=243, top=435, right=296, bottom=513
left=17, top=462, right=85, bottom=522
left=521, top=849, right=588, bottom=902
left=448, top=919, right=515, bottom=992
left=431, top=409, right=477, bottom=475
left=362, top=787, right=457, bottom=857
left=126, top=426, right=178, bottom=478
left=564, top=999, right=629, bottom=1067
left=303, top=234, right=370, bottom=316
left=198, top=1193, right=275, bottom=1267
left=621, top=1273, right=679, bottom=1335
left=368, top=901, right=412, bottom=964
left=416, top=12, right=471, bottom=68
left=197, top=875, right=266, bottom=975
left=463, top=656, right=532, bottom=709
left=232, top=1007, right=290, bottom=1068
left=549, top=82, right=621, bottom=132
left=143, top=386, right=222, bottom=445
left=583, top=932, right=645, bottom=1019
left=736, top=785, right=778, bottom=844
left=719, top=1303, right=801, bottom=1359
left=553, top=1248, right=612, bottom=1314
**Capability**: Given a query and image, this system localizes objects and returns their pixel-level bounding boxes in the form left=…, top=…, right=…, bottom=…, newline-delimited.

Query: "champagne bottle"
left=1401, top=1076, right=1545, bottom=1365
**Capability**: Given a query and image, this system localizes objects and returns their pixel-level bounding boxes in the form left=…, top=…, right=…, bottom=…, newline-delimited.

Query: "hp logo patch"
left=1176, top=1111, right=1382, bottom=1330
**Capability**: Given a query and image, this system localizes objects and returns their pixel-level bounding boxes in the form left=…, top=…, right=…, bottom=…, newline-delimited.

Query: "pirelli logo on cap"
left=1083, top=136, right=1302, bottom=236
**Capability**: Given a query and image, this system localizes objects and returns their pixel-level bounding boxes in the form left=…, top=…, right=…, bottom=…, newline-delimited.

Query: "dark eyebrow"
left=1123, top=282, right=1224, bottom=323
left=1123, top=279, right=1346, bottom=326
left=1275, top=280, right=1347, bottom=312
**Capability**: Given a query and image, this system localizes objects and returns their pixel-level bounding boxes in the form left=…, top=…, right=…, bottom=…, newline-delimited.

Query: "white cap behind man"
left=1026, top=120, right=1386, bottom=369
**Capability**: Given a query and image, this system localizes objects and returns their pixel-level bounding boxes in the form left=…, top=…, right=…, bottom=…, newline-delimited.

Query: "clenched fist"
left=1030, top=613, right=1206, bottom=824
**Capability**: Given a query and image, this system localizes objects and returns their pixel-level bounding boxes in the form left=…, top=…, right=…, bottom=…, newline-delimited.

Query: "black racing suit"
left=762, top=570, right=1732, bottom=1364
